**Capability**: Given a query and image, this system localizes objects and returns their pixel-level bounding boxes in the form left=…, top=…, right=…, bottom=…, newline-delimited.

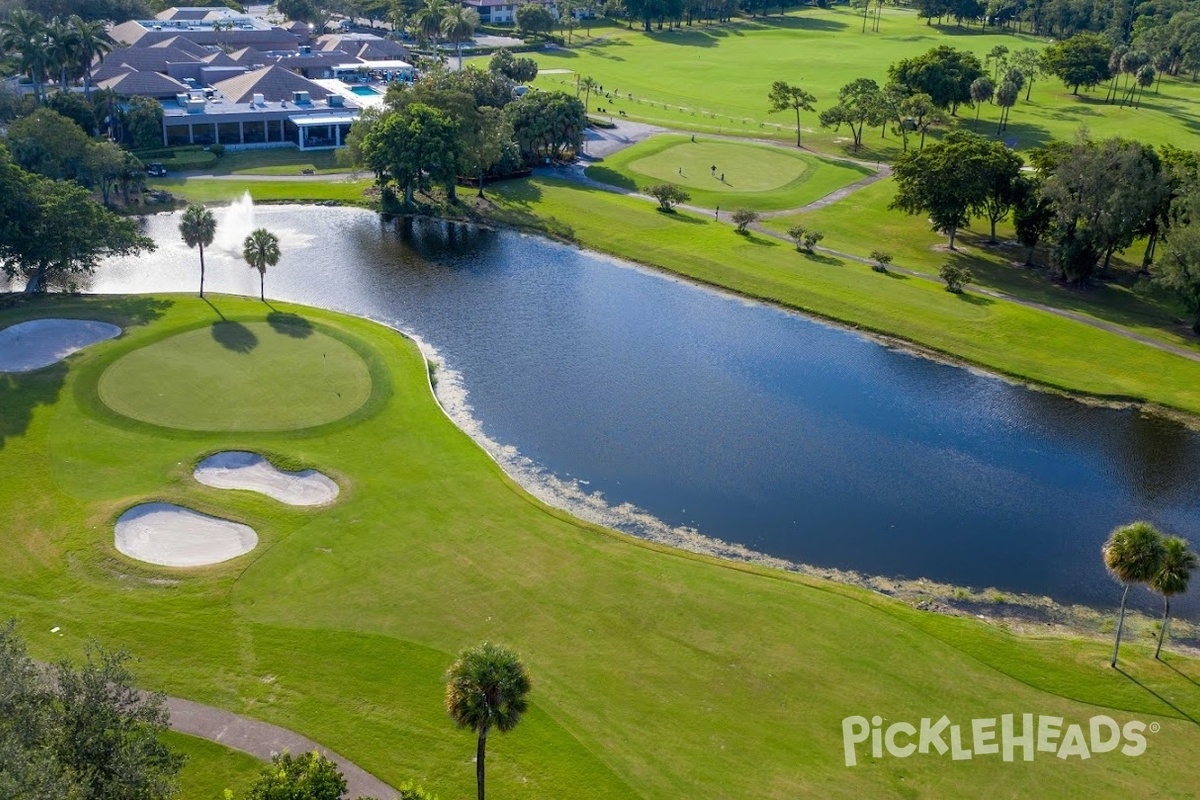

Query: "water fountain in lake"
left=214, top=191, right=256, bottom=256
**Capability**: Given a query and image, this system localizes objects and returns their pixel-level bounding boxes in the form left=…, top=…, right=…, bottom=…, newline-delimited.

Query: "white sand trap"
left=115, top=503, right=257, bottom=567
left=0, top=318, right=121, bottom=372
left=194, top=451, right=340, bottom=506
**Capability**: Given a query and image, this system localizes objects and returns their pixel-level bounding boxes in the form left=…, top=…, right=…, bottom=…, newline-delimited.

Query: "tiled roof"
left=97, top=69, right=190, bottom=97
left=212, top=64, right=330, bottom=103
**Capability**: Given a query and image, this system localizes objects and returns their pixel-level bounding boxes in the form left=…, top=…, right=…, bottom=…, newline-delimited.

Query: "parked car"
left=146, top=163, right=167, bottom=177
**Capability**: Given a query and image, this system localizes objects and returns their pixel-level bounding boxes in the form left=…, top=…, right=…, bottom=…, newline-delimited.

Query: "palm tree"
left=180, top=205, right=217, bottom=297
left=969, top=76, right=993, bottom=130
left=70, top=15, right=113, bottom=98
left=1150, top=536, right=1198, bottom=659
left=242, top=228, right=281, bottom=301
left=1102, top=521, right=1166, bottom=668
left=46, top=16, right=79, bottom=92
left=445, top=642, right=531, bottom=800
left=413, top=0, right=449, bottom=54
left=578, top=75, right=597, bottom=114
left=1, top=10, right=50, bottom=102
left=441, top=4, right=479, bottom=71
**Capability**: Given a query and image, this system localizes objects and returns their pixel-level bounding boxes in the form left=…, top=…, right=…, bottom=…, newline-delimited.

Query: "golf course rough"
left=96, top=320, right=372, bottom=432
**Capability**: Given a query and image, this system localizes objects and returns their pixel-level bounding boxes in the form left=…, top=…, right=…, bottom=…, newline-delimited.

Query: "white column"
left=188, top=123, right=194, bottom=144
left=335, top=124, right=342, bottom=146
left=238, top=121, right=244, bottom=144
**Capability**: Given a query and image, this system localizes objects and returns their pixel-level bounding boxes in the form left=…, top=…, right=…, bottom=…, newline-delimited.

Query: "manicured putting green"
left=97, top=320, right=371, bottom=431
left=587, top=134, right=871, bottom=211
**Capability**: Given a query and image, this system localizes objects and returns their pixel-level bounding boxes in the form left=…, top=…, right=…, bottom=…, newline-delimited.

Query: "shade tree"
left=1041, top=32, right=1112, bottom=95
left=889, top=130, right=996, bottom=250
left=767, top=81, right=817, bottom=147
left=818, top=77, right=883, bottom=153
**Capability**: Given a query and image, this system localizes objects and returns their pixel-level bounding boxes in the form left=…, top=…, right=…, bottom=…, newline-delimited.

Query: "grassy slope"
left=484, top=178, right=1200, bottom=414
left=520, top=8, right=1200, bottom=159
left=585, top=133, right=873, bottom=210
left=759, top=178, right=1200, bottom=351
left=5, top=294, right=1200, bottom=799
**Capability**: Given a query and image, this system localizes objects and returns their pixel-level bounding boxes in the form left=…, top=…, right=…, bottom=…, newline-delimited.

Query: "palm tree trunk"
left=199, top=244, right=206, bottom=298
left=795, top=107, right=802, bottom=147
left=259, top=269, right=265, bottom=301
left=1155, top=597, right=1171, bottom=659
left=476, top=727, right=489, bottom=800
left=1111, top=583, right=1130, bottom=667
left=478, top=170, right=485, bottom=198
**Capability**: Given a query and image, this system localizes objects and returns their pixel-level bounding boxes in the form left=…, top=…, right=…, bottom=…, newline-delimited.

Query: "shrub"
left=645, top=183, right=690, bottom=212
left=802, top=231, right=824, bottom=252
left=731, top=208, right=759, bottom=233
left=209, top=142, right=225, bottom=158
left=940, top=262, right=973, bottom=292
left=869, top=249, right=893, bottom=272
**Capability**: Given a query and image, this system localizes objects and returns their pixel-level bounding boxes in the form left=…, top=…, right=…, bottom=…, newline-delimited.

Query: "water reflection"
left=79, top=206, right=1200, bottom=616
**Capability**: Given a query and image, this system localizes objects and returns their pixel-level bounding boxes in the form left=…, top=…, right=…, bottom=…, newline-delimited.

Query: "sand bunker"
left=0, top=319, right=121, bottom=372
left=194, top=452, right=340, bottom=506
left=114, top=503, right=258, bottom=567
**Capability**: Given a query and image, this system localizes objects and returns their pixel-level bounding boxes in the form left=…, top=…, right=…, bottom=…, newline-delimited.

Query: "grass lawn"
left=167, top=731, right=263, bottom=800
left=515, top=8, right=1200, bottom=159
left=761, top=178, right=1200, bottom=352
left=484, top=177, right=1200, bottom=414
left=96, top=319, right=375, bottom=432
left=150, top=176, right=376, bottom=206
left=5, top=293, right=1200, bottom=798
left=585, top=133, right=873, bottom=210
left=199, top=149, right=349, bottom=177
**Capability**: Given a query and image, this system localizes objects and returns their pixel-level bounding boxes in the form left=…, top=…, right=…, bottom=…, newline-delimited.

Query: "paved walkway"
left=166, top=697, right=397, bottom=799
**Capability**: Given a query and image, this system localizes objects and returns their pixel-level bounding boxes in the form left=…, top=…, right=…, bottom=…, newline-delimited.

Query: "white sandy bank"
left=194, top=452, right=340, bottom=506
left=0, top=319, right=121, bottom=372
left=114, top=503, right=258, bottom=567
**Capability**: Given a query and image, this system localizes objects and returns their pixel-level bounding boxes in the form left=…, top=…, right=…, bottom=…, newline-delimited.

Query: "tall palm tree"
left=1102, top=521, right=1166, bottom=668
left=45, top=16, right=79, bottom=92
left=242, top=228, right=281, bottom=301
left=441, top=4, right=480, bottom=70
left=413, top=0, right=449, bottom=54
left=180, top=204, right=217, bottom=297
left=1150, top=536, right=1198, bottom=659
left=445, top=642, right=531, bottom=800
left=578, top=75, right=597, bottom=113
left=1, top=10, right=50, bottom=102
left=70, top=15, right=113, bottom=98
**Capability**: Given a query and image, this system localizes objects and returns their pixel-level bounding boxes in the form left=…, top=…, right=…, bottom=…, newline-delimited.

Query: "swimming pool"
left=347, top=85, right=381, bottom=96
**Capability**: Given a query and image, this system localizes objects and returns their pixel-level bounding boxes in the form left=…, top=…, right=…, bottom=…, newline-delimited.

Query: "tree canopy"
left=1042, top=32, right=1113, bottom=94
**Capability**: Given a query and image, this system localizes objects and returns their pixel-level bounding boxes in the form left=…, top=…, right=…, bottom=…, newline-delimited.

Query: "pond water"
left=87, top=202, right=1200, bottom=617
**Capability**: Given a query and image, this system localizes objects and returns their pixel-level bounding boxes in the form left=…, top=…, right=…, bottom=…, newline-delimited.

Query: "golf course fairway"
left=3, top=293, right=1200, bottom=799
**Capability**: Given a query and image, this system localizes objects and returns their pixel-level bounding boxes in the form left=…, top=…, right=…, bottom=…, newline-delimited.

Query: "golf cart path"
left=165, top=696, right=396, bottom=799
left=539, top=147, right=1200, bottom=365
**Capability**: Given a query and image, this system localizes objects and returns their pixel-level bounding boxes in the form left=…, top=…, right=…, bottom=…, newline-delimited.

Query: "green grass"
left=585, top=133, right=873, bottom=210
left=149, top=177, right=376, bottom=206
left=168, top=731, right=263, bottom=800
left=485, top=177, right=1200, bottom=415
left=761, top=178, right=1200, bottom=352
left=205, top=149, right=349, bottom=176
left=512, top=8, right=1200, bottom=160
left=5, top=293, right=1200, bottom=798
left=96, top=320, right=373, bottom=432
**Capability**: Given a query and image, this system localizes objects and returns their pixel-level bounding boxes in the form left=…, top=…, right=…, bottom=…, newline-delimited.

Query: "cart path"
left=166, top=696, right=397, bottom=799
left=536, top=159, right=1200, bottom=366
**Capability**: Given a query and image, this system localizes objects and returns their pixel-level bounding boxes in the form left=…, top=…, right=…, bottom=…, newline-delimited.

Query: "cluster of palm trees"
left=1103, top=521, right=1199, bottom=666
left=409, top=0, right=481, bottom=69
left=0, top=10, right=113, bottom=102
left=179, top=204, right=282, bottom=301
